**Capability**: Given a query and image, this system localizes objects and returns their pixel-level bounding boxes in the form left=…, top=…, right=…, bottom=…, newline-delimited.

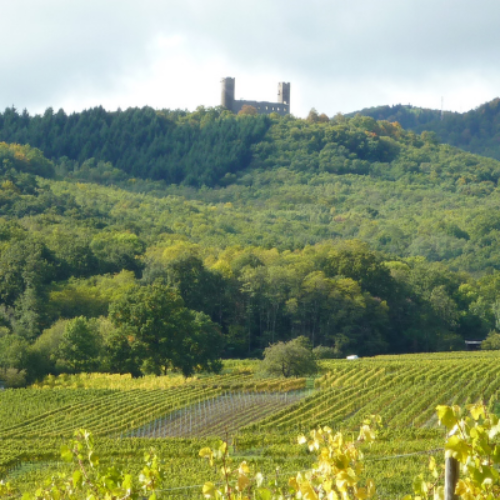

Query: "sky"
left=2, top=0, right=500, bottom=118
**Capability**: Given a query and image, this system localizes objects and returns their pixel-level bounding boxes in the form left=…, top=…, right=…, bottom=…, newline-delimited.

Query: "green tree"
left=481, top=330, right=500, bottom=350
left=261, top=336, right=318, bottom=377
left=0, top=239, right=54, bottom=310
left=14, top=285, right=46, bottom=340
left=58, top=317, right=101, bottom=373
left=28, top=319, right=68, bottom=380
left=307, top=108, right=320, bottom=123
left=238, top=105, right=258, bottom=116
left=312, top=345, right=337, bottom=359
left=99, top=317, right=142, bottom=377
left=0, top=334, right=29, bottom=370
left=492, top=299, right=500, bottom=330
left=90, top=232, right=145, bottom=275
left=109, top=283, right=224, bottom=377
left=0, top=367, right=26, bottom=388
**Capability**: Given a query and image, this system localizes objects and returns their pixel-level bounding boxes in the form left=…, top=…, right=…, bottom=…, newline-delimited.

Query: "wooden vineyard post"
left=445, top=457, right=459, bottom=500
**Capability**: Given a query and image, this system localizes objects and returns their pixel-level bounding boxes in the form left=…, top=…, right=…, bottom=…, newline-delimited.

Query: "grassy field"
left=1, top=352, right=499, bottom=498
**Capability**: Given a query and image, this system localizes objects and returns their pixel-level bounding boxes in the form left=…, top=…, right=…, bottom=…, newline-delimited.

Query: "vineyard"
left=2, top=352, right=500, bottom=498
left=0, top=373, right=306, bottom=439
left=128, top=391, right=307, bottom=438
left=251, top=355, right=500, bottom=431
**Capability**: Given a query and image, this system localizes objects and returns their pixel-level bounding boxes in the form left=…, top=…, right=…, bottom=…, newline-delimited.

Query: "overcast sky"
left=2, top=0, right=500, bottom=118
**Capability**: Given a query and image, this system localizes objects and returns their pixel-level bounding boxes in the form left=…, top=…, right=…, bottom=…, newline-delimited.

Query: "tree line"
left=1, top=109, right=500, bottom=385
left=0, top=106, right=270, bottom=187
left=1, top=232, right=498, bottom=386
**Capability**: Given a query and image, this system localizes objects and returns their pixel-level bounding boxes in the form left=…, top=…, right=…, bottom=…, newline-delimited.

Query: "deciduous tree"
left=109, top=283, right=224, bottom=377
left=261, top=336, right=318, bottom=378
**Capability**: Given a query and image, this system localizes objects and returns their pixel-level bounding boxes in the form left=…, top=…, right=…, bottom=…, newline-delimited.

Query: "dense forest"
left=351, top=98, right=500, bottom=161
left=2, top=106, right=500, bottom=385
left=0, top=106, right=270, bottom=187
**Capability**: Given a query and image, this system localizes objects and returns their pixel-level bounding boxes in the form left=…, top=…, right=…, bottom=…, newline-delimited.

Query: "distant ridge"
left=349, top=98, right=500, bottom=161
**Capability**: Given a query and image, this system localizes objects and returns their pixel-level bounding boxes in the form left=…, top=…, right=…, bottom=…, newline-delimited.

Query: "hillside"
left=350, top=98, right=500, bottom=161
left=0, top=106, right=271, bottom=187
left=2, top=109, right=500, bottom=384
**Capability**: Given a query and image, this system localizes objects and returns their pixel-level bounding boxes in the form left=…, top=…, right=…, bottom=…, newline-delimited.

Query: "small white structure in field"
left=346, top=355, right=359, bottom=360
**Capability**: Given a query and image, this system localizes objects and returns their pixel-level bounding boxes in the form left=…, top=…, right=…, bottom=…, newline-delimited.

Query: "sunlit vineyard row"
left=0, top=376, right=306, bottom=439
left=248, top=355, right=500, bottom=431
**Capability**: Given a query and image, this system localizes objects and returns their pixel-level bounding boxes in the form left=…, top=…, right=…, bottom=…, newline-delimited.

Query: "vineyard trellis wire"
left=126, top=390, right=310, bottom=438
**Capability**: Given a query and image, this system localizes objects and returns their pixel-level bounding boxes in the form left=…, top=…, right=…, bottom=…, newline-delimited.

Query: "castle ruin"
left=221, top=78, right=290, bottom=116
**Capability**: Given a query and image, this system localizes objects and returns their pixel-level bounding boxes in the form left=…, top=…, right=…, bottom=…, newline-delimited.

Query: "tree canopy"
left=109, top=283, right=224, bottom=377
left=261, top=336, right=318, bottom=378
left=1, top=108, right=500, bottom=384
left=350, top=98, right=500, bottom=162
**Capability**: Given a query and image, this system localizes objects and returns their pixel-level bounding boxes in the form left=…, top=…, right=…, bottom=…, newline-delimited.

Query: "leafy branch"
left=18, top=429, right=166, bottom=500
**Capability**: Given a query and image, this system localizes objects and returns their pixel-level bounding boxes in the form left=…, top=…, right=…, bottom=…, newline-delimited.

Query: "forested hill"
left=350, top=98, right=500, bottom=161
left=0, top=106, right=271, bottom=187
left=4, top=108, right=500, bottom=384
left=4, top=104, right=500, bottom=187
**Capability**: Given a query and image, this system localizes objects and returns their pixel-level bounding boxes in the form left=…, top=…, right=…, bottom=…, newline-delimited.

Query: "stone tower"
left=219, top=78, right=290, bottom=116
left=221, top=77, right=235, bottom=111
left=277, top=82, right=291, bottom=106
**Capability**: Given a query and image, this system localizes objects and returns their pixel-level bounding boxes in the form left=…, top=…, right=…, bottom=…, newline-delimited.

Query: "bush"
left=312, top=345, right=338, bottom=359
left=0, top=367, right=27, bottom=388
left=261, top=336, right=318, bottom=378
left=481, top=330, right=500, bottom=350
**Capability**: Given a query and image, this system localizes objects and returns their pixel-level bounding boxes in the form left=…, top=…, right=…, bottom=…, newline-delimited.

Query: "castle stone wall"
left=232, top=100, right=289, bottom=116
left=220, top=77, right=290, bottom=116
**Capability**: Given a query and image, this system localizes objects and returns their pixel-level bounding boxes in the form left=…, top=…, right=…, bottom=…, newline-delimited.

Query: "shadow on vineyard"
left=127, top=390, right=310, bottom=438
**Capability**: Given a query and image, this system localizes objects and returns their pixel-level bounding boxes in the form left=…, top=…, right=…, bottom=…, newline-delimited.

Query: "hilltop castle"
left=221, top=78, right=290, bottom=116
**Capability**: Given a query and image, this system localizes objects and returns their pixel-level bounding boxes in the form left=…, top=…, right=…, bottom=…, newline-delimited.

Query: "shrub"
left=481, top=330, right=500, bottom=350
left=312, top=345, right=338, bottom=359
left=261, top=336, right=318, bottom=378
left=0, top=367, right=26, bottom=388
